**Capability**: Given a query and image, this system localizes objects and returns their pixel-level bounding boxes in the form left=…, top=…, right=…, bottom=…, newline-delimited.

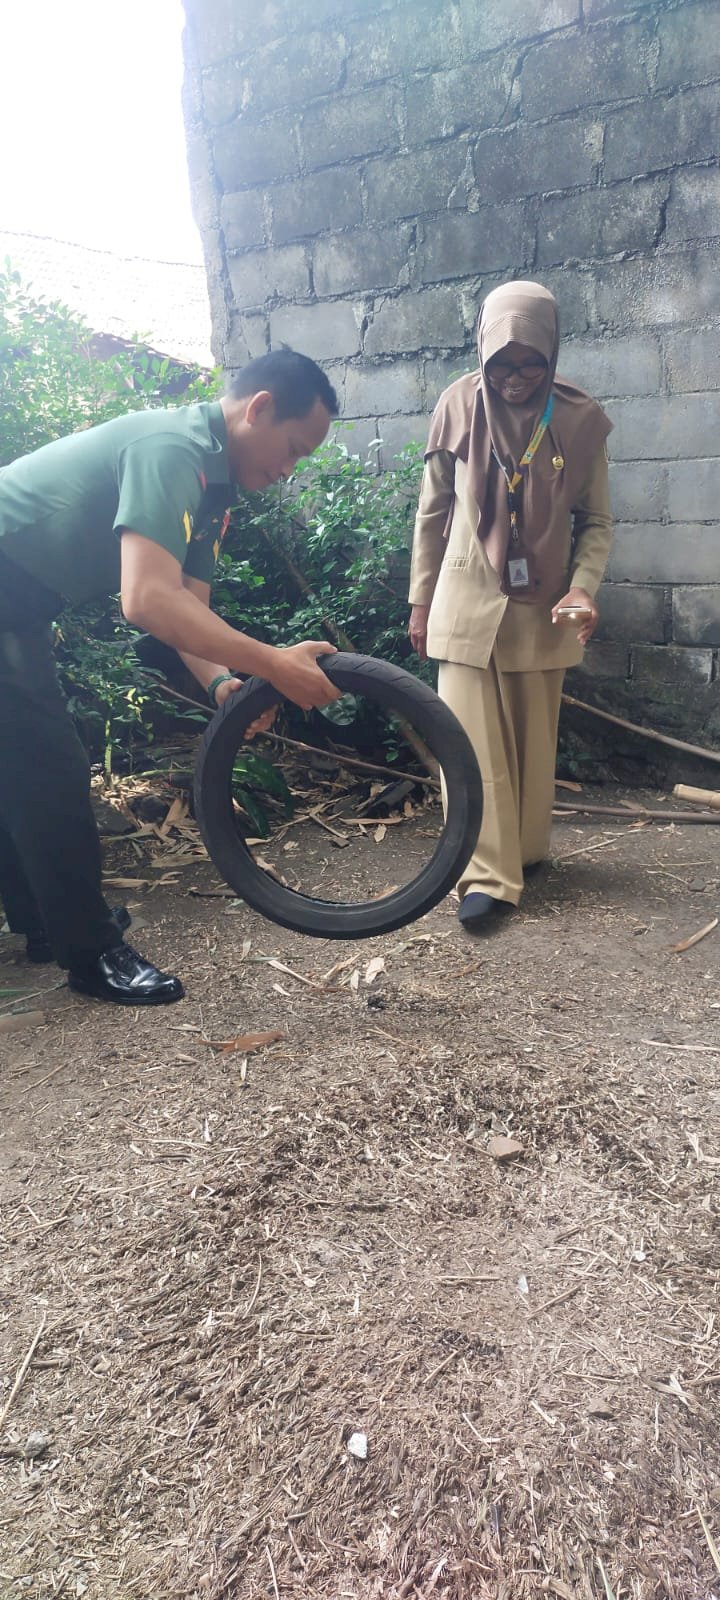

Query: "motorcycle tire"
left=193, top=653, right=483, bottom=940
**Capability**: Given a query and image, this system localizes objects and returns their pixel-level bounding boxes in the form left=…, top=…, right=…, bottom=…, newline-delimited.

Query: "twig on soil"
left=671, top=917, right=718, bottom=954
left=0, top=1315, right=47, bottom=1436
left=246, top=1254, right=263, bottom=1316
left=265, top=1545, right=281, bottom=1600
left=424, top=1350, right=461, bottom=1386
left=17, top=1060, right=68, bottom=1097
left=557, top=834, right=625, bottom=860
left=641, top=1039, right=720, bottom=1053
left=528, top=1283, right=582, bottom=1319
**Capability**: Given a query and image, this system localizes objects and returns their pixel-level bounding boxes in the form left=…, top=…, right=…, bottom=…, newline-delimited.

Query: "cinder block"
left=313, top=226, right=411, bottom=297
left=202, top=63, right=242, bottom=126
left=185, top=0, right=258, bottom=68
left=607, top=395, right=720, bottom=462
left=213, top=115, right=301, bottom=189
left=418, top=205, right=526, bottom=283
left=270, top=301, right=362, bottom=361
left=345, top=361, right=424, bottom=417
left=532, top=267, right=591, bottom=336
left=227, top=246, right=309, bottom=309
left=604, top=85, right=717, bottom=181
left=345, top=6, right=459, bottom=86
left=522, top=19, right=653, bottom=119
left=240, top=32, right=346, bottom=115
left=576, top=641, right=631, bottom=678
left=672, top=586, right=720, bottom=647
left=226, top=311, right=269, bottom=366
left=607, top=524, right=720, bottom=585
left=537, top=178, right=666, bottom=266
left=559, top=335, right=662, bottom=399
left=364, top=287, right=467, bottom=356
left=300, top=86, right=400, bottom=169
left=656, top=1, right=720, bottom=90
left=280, top=0, right=388, bottom=35
left=270, top=170, right=362, bottom=246
left=365, top=146, right=469, bottom=226
left=424, top=353, right=477, bottom=407
left=608, top=461, right=667, bottom=522
left=221, top=191, right=268, bottom=251
left=664, top=327, right=720, bottom=394
left=459, top=0, right=580, bottom=51
left=595, top=582, right=666, bottom=642
left=595, top=249, right=720, bottom=330
left=632, top=644, right=713, bottom=687
left=406, top=60, right=509, bottom=145
left=330, top=417, right=381, bottom=467
left=665, top=169, right=720, bottom=247
left=377, top=415, right=429, bottom=466
left=474, top=116, right=599, bottom=200
left=667, top=460, right=720, bottom=524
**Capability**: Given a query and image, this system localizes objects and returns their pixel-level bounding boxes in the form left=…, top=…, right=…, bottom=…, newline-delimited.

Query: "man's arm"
left=176, top=574, right=240, bottom=704
left=120, top=532, right=340, bottom=710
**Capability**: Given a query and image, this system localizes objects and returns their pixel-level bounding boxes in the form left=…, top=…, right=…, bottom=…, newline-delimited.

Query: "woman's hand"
left=552, top=587, right=598, bottom=646
left=408, top=604, right=430, bottom=662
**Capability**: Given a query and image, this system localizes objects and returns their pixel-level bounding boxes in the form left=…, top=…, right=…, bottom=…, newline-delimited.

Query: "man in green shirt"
left=0, top=349, right=341, bottom=1005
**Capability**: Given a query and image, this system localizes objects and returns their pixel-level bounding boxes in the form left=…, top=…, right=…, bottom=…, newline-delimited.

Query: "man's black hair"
left=227, top=349, right=339, bottom=421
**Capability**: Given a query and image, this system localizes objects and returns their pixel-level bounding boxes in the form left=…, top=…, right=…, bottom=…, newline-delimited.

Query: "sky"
left=0, top=0, right=203, bottom=264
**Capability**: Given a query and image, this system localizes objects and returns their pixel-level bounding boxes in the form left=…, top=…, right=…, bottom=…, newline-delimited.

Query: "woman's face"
left=484, top=340, right=548, bottom=406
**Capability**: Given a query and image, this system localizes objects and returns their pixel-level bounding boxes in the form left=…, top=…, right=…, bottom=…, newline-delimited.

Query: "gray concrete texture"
left=181, top=0, right=720, bottom=715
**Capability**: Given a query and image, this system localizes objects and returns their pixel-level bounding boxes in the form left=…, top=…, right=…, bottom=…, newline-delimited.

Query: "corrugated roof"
left=0, top=230, right=213, bottom=369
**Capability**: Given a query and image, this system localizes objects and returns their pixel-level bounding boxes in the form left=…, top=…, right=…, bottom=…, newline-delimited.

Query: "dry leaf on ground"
left=207, top=1030, right=285, bottom=1057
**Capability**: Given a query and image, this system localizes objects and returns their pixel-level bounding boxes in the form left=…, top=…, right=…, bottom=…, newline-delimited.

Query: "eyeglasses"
left=487, top=360, right=548, bottom=381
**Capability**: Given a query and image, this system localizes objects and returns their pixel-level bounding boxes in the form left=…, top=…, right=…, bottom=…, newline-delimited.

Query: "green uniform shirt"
left=0, top=401, right=234, bottom=605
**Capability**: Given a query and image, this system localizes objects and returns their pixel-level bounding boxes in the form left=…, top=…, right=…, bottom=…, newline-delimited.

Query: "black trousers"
left=0, top=551, right=119, bottom=969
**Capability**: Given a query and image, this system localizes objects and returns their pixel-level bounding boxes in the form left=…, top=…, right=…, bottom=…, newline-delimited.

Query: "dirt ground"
left=1, top=786, right=719, bottom=1600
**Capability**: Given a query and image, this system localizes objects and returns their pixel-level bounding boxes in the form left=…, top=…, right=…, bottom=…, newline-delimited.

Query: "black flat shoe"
left=26, top=906, right=132, bottom=965
left=69, top=942, right=184, bottom=1005
left=457, top=892, right=510, bottom=931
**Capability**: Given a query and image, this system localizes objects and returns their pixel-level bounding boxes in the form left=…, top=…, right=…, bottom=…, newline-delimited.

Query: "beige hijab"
left=426, top=280, right=612, bottom=605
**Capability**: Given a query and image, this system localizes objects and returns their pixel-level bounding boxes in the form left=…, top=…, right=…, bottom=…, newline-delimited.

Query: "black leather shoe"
left=69, top=942, right=184, bottom=1005
left=457, top=892, right=510, bottom=931
left=26, top=907, right=131, bottom=965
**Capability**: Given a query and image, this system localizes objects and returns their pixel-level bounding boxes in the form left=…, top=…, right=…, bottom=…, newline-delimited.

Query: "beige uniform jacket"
left=408, top=446, right=613, bottom=672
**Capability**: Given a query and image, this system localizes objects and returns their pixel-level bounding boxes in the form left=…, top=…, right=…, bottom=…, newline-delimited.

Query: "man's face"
left=231, top=393, right=332, bottom=490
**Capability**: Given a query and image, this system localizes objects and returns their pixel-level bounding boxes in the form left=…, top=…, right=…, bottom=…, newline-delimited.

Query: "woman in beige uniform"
left=408, top=280, right=613, bottom=930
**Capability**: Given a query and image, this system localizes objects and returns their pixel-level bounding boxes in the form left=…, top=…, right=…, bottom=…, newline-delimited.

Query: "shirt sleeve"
left=114, top=436, right=207, bottom=566
left=570, top=445, right=613, bottom=599
left=408, top=450, right=456, bottom=607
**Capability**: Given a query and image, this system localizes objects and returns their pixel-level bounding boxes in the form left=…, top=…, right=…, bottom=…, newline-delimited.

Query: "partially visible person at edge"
left=408, top=280, right=613, bottom=931
left=0, top=349, right=342, bottom=1004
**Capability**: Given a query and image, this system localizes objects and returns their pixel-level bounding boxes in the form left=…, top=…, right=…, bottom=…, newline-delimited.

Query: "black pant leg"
left=0, top=818, right=44, bottom=935
left=0, top=625, right=119, bottom=969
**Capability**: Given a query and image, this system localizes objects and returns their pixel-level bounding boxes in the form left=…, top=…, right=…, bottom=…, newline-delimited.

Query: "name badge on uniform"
left=507, top=557, right=529, bottom=589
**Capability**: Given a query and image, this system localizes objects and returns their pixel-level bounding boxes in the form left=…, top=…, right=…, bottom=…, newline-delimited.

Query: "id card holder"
left=507, top=556, right=529, bottom=590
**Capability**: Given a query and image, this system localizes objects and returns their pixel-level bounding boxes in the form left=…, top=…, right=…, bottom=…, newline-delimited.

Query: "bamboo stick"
left=561, top=693, right=720, bottom=766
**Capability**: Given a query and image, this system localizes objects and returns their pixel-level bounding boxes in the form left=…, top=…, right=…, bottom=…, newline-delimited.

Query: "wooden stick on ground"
left=150, top=680, right=441, bottom=789
left=552, top=800, right=720, bottom=823
left=0, top=1314, right=47, bottom=1436
left=562, top=693, right=720, bottom=766
left=672, top=784, right=720, bottom=810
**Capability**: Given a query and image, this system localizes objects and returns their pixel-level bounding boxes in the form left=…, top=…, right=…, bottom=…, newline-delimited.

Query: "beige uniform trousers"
left=439, top=655, right=565, bottom=905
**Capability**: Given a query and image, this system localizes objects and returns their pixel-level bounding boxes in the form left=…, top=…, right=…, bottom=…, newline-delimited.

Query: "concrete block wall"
left=182, top=0, right=720, bottom=742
